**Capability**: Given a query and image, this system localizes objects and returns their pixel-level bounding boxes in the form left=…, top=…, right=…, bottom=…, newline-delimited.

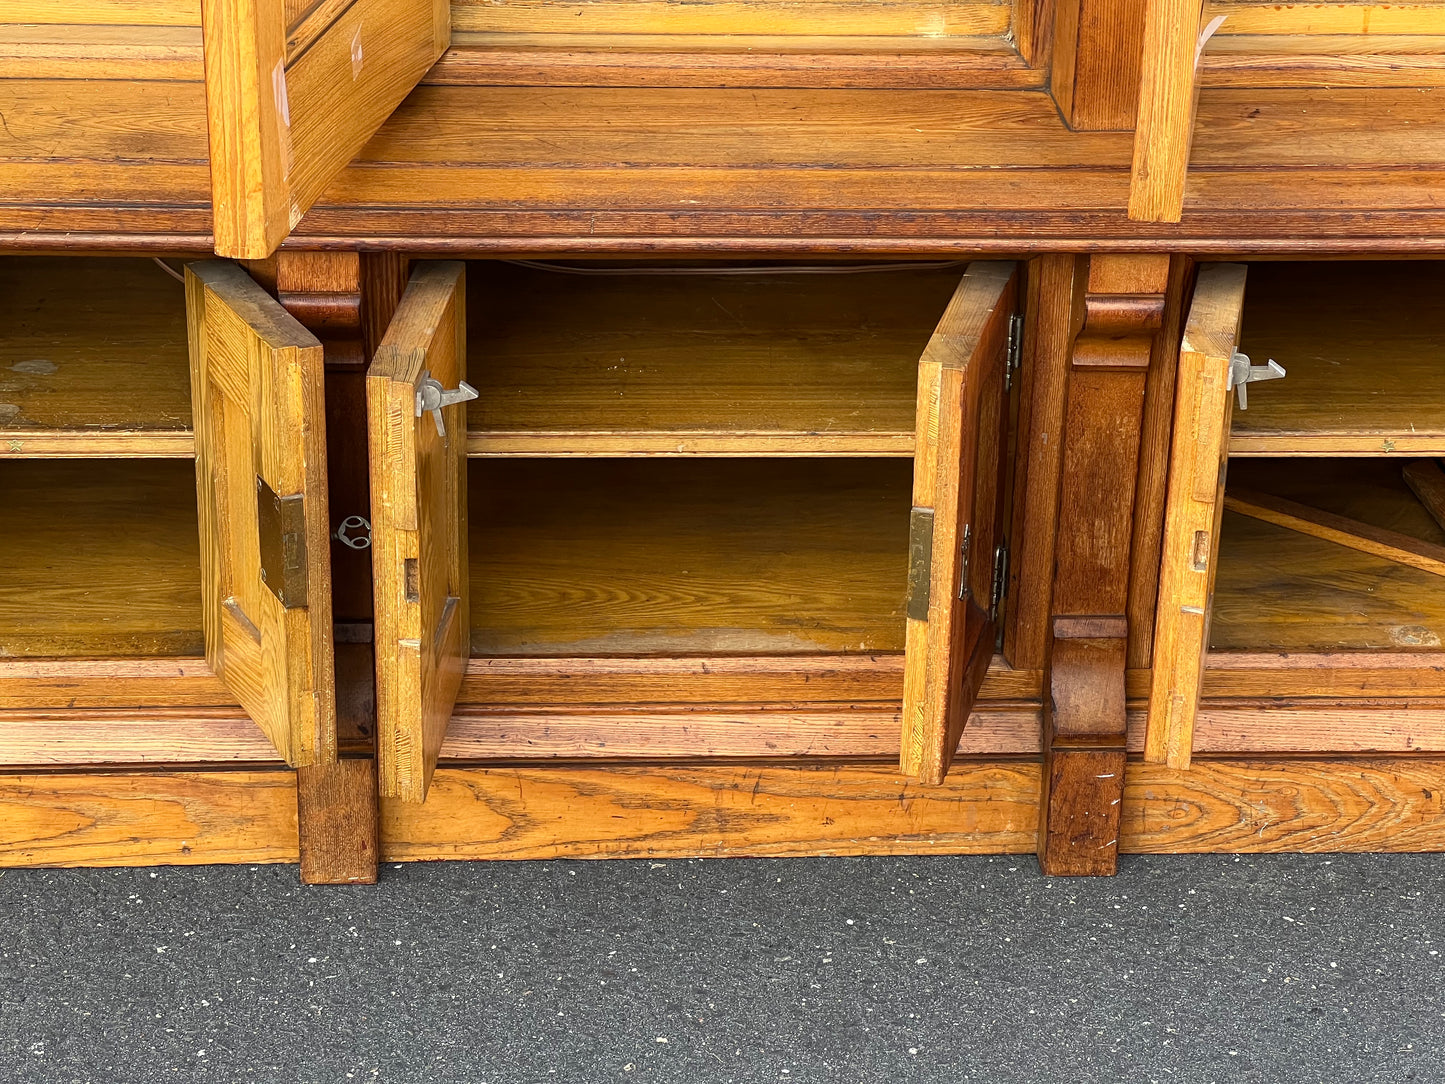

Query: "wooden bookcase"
left=3, top=0, right=1445, bottom=881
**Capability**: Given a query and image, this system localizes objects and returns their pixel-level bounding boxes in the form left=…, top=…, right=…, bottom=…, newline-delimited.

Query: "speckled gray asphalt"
left=2, top=854, right=1442, bottom=1084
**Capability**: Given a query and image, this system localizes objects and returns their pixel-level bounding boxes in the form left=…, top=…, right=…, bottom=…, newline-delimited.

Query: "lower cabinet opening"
left=1212, top=457, right=1445, bottom=653
left=0, top=458, right=203, bottom=659
left=466, top=457, right=912, bottom=658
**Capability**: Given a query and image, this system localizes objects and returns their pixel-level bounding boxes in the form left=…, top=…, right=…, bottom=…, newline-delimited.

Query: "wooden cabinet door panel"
left=901, top=261, right=1020, bottom=785
left=368, top=261, right=469, bottom=803
left=186, top=260, right=336, bottom=766
left=203, top=0, right=449, bottom=259
left=1148, top=262, right=1249, bottom=769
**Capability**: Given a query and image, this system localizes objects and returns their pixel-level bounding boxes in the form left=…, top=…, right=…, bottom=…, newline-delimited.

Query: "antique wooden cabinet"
left=2, top=0, right=1444, bottom=881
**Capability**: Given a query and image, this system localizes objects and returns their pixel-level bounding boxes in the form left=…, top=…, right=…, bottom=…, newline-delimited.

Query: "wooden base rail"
left=4, top=757, right=1445, bottom=868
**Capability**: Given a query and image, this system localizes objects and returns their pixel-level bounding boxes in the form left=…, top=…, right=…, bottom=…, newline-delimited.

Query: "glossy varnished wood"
left=469, top=458, right=911, bottom=656
left=382, top=760, right=1041, bottom=861
left=0, top=459, right=203, bottom=658
left=0, top=257, right=192, bottom=457
left=0, top=769, right=300, bottom=868
left=466, top=262, right=963, bottom=457
left=1230, top=263, right=1445, bottom=456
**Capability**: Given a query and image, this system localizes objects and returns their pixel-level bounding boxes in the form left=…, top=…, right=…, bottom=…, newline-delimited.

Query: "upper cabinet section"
left=203, top=0, right=449, bottom=257
left=0, top=0, right=448, bottom=257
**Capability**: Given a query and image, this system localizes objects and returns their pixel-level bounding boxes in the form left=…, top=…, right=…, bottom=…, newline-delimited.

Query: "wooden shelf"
left=0, top=257, right=193, bottom=458
left=1229, top=262, right=1445, bottom=457
left=466, top=262, right=962, bottom=456
left=0, top=459, right=204, bottom=658
left=470, top=458, right=911, bottom=656
left=1211, top=459, right=1445, bottom=653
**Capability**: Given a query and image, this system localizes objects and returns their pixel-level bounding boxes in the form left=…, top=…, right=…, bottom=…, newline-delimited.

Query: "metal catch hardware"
left=415, top=371, right=479, bottom=436
left=333, top=515, right=372, bottom=551
left=1005, top=313, right=1024, bottom=391
left=1228, top=352, right=1285, bottom=410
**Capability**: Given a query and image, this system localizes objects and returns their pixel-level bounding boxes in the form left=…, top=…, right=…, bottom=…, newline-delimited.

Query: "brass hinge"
left=905, top=507, right=934, bottom=621
left=1004, top=312, right=1024, bottom=391
left=990, top=542, right=1009, bottom=621
left=257, top=477, right=308, bottom=608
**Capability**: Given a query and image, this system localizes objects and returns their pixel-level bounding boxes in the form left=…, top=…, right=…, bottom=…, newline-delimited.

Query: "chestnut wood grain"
left=0, top=770, right=300, bottom=868
left=382, top=760, right=1042, bottom=861
left=370, top=262, right=470, bottom=802
left=469, top=458, right=912, bottom=657
left=0, top=459, right=204, bottom=658
left=465, top=261, right=963, bottom=457
left=440, top=703, right=1042, bottom=759
left=1230, top=263, right=1445, bottom=457
left=1122, top=756, right=1445, bottom=854
left=1213, top=460, right=1445, bottom=653
left=0, top=257, right=192, bottom=458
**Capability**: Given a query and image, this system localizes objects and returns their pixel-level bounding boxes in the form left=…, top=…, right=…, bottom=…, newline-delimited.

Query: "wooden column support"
left=1050, top=0, right=1149, bottom=130
left=275, top=251, right=408, bottom=885
left=1039, top=254, right=1171, bottom=876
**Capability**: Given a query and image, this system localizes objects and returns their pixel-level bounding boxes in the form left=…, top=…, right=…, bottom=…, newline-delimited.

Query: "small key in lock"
left=415, top=371, right=479, bottom=436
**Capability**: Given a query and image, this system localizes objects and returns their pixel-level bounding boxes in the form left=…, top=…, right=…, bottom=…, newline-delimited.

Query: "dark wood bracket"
left=1038, top=253, right=1171, bottom=876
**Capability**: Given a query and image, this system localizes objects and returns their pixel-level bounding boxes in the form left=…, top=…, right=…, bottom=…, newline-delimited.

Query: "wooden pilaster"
left=1038, top=253, right=1171, bottom=876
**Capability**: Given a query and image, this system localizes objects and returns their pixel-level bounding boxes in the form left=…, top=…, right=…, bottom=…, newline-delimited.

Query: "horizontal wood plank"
left=0, top=710, right=282, bottom=767
left=0, top=770, right=298, bottom=868
left=382, top=760, right=1042, bottom=860
left=1122, top=757, right=1445, bottom=853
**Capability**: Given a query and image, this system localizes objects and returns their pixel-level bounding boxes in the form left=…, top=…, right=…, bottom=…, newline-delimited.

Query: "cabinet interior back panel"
left=469, top=457, right=912, bottom=656
left=466, top=262, right=962, bottom=455
left=1211, top=458, right=1445, bottom=652
left=0, top=459, right=203, bottom=658
left=0, top=257, right=192, bottom=451
left=1230, top=262, right=1445, bottom=455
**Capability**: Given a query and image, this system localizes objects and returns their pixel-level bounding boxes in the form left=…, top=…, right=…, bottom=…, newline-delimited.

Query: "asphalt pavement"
left=2, top=853, right=1442, bottom=1083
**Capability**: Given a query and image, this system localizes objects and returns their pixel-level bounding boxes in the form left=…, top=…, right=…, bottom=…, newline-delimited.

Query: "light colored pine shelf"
left=1211, top=458, right=1445, bottom=652
left=0, top=459, right=204, bottom=658
left=1228, top=261, right=1445, bottom=457
left=469, top=457, right=911, bottom=656
left=0, top=257, right=194, bottom=458
left=465, top=263, right=964, bottom=457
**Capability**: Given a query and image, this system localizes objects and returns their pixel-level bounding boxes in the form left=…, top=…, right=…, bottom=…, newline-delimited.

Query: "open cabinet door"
left=203, top=0, right=450, bottom=258
left=901, top=261, right=1020, bottom=785
left=186, top=260, right=337, bottom=767
left=368, top=262, right=469, bottom=803
left=1147, top=262, right=1249, bottom=769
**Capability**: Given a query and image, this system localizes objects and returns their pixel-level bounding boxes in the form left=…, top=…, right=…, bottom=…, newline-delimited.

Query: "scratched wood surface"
left=469, top=458, right=912, bottom=656
left=0, top=257, right=193, bottom=457
left=0, top=770, right=299, bottom=868
left=382, top=760, right=1042, bottom=860
left=1212, top=459, right=1445, bottom=653
left=465, top=261, right=962, bottom=457
left=1122, top=756, right=1445, bottom=854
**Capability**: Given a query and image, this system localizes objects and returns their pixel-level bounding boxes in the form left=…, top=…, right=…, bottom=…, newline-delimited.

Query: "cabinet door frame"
left=202, top=0, right=449, bottom=259
left=368, top=260, right=470, bottom=802
left=1147, top=261, right=1248, bottom=769
left=186, top=259, right=337, bottom=767
left=900, top=261, right=1020, bottom=785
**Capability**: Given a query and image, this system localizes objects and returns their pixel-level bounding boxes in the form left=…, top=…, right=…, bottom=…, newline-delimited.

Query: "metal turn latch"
left=415, top=371, right=479, bottom=436
left=1228, top=352, right=1286, bottom=410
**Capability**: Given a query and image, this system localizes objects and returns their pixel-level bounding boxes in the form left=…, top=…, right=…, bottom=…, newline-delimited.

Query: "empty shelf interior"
left=469, top=457, right=911, bottom=656
left=1211, top=458, right=1445, bottom=652
left=0, top=257, right=193, bottom=457
left=0, top=459, right=203, bottom=658
left=466, top=261, right=964, bottom=456
left=1229, top=261, right=1445, bottom=456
